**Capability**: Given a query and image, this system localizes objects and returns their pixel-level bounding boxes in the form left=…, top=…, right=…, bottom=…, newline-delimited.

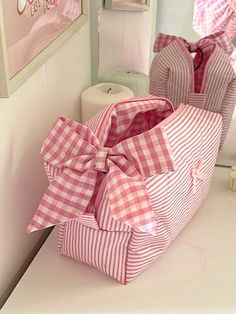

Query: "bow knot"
left=95, top=147, right=109, bottom=173
left=189, top=42, right=198, bottom=53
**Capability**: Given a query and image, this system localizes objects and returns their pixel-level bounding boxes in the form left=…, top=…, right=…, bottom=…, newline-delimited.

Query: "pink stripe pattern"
left=150, top=33, right=236, bottom=148
left=29, top=97, right=222, bottom=284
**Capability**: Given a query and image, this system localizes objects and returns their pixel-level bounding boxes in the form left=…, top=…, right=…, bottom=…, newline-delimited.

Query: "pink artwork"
left=2, top=0, right=82, bottom=78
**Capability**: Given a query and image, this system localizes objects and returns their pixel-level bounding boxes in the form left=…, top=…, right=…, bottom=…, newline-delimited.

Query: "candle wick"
left=107, top=88, right=112, bottom=94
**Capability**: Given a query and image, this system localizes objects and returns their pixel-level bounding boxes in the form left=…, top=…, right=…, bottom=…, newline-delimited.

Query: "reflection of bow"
left=154, top=31, right=233, bottom=54
left=27, top=117, right=175, bottom=235
left=191, top=159, right=207, bottom=194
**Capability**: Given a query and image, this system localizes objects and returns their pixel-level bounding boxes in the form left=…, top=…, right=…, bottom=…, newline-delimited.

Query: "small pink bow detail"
left=191, top=159, right=207, bottom=194
left=27, top=117, right=175, bottom=235
left=154, top=31, right=233, bottom=54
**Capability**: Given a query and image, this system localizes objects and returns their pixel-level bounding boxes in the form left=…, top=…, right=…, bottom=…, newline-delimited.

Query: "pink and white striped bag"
left=28, top=96, right=222, bottom=284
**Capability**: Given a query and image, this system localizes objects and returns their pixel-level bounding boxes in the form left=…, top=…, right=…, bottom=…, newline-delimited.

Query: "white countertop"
left=2, top=167, right=236, bottom=314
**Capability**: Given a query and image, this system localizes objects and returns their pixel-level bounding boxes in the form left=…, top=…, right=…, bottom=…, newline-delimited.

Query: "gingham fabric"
left=193, top=0, right=236, bottom=71
left=27, top=97, right=175, bottom=235
left=193, top=0, right=236, bottom=40
left=55, top=98, right=222, bottom=284
left=150, top=33, right=236, bottom=148
left=154, top=31, right=233, bottom=55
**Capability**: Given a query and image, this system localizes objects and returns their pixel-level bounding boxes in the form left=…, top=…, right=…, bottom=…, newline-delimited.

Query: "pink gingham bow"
left=154, top=31, right=233, bottom=54
left=27, top=117, right=175, bottom=235
left=191, top=159, right=207, bottom=194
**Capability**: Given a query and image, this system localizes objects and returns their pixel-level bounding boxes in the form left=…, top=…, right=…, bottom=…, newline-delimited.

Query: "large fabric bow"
left=153, top=31, right=233, bottom=54
left=27, top=117, right=175, bottom=235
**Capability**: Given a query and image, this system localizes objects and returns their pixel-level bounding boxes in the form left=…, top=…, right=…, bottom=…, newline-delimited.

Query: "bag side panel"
left=60, top=220, right=131, bottom=284
left=126, top=105, right=222, bottom=283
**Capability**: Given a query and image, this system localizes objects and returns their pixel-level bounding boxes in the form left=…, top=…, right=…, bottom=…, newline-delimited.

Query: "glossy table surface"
left=2, top=167, right=236, bottom=314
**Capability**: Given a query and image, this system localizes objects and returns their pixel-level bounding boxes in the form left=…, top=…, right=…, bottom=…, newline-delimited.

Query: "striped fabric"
left=230, top=50, right=236, bottom=72
left=54, top=97, right=222, bottom=284
left=150, top=33, right=236, bottom=148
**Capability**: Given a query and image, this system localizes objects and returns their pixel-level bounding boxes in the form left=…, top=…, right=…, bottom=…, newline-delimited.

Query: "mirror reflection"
left=92, top=0, right=235, bottom=168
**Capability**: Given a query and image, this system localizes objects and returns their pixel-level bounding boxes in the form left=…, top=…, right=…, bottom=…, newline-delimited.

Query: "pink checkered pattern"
left=27, top=103, right=175, bottom=235
left=193, top=0, right=236, bottom=40
left=193, top=0, right=236, bottom=71
left=153, top=31, right=233, bottom=55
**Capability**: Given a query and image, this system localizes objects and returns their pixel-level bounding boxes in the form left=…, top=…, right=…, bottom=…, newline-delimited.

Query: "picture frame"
left=104, top=0, right=150, bottom=11
left=0, top=0, right=88, bottom=97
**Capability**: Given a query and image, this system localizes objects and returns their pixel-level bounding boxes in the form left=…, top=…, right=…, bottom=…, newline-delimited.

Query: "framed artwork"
left=104, top=0, right=150, bottom=11
left=0, top=0, right=88, bottom=97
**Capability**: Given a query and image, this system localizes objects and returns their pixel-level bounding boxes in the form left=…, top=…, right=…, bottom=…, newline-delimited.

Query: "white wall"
left=98, top=0, right=157, bottom=77
left=156, top=0, right=199, bottom=41
left=0, top=19, right=91, bottom=303
left=98, top=0, right=198, bottom=79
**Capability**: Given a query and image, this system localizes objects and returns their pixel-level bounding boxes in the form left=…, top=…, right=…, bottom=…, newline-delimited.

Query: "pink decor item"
left=28, top=96, right=222, bottom=284
left=193, top=0, right=236, bottom=40
left=150, top=32, right=236, bottom=148
left=193, top=0, right=236, bottom=71
left=2, top=0, right=82, bottom=77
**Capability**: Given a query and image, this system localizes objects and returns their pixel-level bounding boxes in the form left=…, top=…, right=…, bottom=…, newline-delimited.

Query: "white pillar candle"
left=81, top=83, right=134, bottom=123
left=101, top=69, right=150, bottom=97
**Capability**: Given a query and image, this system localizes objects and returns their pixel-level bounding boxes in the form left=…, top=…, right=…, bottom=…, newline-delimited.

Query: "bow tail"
left=106, top=167, right=157, bottom=235
left=27, top=169, right=97, bottom=232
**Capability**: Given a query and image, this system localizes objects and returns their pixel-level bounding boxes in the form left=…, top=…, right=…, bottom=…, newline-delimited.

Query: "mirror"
left=91, top=0, right=236, bottom=168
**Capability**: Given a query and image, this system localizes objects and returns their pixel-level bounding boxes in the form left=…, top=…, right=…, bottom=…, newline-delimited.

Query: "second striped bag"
left=27, top=96, right=222, bottom=284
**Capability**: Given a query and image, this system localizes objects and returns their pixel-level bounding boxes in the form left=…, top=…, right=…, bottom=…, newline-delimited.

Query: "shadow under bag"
left=28, top=96, right=222, bottom=284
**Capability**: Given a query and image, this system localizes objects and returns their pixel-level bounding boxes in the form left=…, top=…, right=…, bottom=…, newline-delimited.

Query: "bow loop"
left=41, top=117, right=100, bottom=168
left=154, top=31, right=233, bottom=54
